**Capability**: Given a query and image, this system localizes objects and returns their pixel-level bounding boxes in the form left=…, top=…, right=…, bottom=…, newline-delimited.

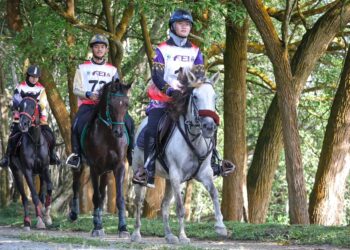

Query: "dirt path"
left=0, top=225, right=346, bottom=250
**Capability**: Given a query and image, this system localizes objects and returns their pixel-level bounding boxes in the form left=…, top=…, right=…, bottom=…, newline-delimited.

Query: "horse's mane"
left=167, top=66, right=205, bottom=121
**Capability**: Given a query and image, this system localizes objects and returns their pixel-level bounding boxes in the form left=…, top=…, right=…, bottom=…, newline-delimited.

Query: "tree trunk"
left=0, top=63, right=10, bottom=207
left=6, top=0, right=23, bottom=32
left=221, top=1, right=248, bottom=221
left=184, top=181, right=193, bottom=221
left=40, top=67, right=72, bottom=155
left=309, top=44, right=350, bottom=225
left=142, top=176, right=165, bottom=218
left=247, top=96, right=283, bottom=223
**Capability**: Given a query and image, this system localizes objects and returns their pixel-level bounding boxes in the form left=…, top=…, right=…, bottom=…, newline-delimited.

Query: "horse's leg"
left=38, top=174, right=46, bottom=205
left=197, top=173, right=227, bottom=237
left=113, top=165, right=130, bottom=238
left=69, top=167, right=83, bottom=222
left=23, top=168, right=45, bottom=229
left=42, top=167, right=53, bottom=225
left=10, top=165, right=31, bottom=230
left=130, top=184, right=147, bottom=243
left=162, top=179, right=179, bottom=244
left=91, top=169, right=104, bottom=237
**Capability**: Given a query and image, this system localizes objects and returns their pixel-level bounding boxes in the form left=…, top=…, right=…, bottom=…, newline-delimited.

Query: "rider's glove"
left=86, top=91, right=92, bottom=99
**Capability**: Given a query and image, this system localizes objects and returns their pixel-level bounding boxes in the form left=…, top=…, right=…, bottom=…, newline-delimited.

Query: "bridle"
left=176, top=82, right=219, bottom=177
left=98, top=91, right=128, bottom=142
left=19, top=96, right=40, bottom=126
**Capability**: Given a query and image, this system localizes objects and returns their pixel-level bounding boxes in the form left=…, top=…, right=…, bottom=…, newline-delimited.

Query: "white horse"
left=131, top=69, right=227, bottom=244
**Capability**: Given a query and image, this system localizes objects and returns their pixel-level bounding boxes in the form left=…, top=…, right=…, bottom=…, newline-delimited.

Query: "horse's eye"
left=193, top=95, right=198, bottom=100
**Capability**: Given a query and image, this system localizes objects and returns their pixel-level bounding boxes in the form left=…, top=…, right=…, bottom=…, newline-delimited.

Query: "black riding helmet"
left=169, top=9, right=194, bottom=31
left=27, top=65, right=41, bottom=78
left=89, top=34, right=109, bottom=48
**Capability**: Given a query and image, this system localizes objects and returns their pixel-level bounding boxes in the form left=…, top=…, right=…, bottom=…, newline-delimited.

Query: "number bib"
left=79, top=61, right=117, bottom=93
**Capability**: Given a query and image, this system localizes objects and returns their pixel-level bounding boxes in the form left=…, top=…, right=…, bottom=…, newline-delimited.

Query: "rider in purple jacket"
left=132, top=9, right=234, bottom=188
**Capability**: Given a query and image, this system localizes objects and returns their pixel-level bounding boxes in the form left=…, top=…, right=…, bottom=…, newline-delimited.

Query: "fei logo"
left=173, top=55, right=195, bottom=62
left=92, top=71, right=111, bottom=77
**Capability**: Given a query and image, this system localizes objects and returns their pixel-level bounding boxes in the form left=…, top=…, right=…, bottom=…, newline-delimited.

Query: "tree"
left=243, top=0, right=350, bottom=223
left=309, top=43, right=350, bottom=225
left=221, top=0, right=249, bottom=221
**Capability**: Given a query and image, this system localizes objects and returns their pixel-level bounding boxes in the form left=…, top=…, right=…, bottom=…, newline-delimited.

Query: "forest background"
left=0, top=0, right=349, bottom=227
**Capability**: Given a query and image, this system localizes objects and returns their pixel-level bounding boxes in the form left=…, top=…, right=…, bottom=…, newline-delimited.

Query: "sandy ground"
left=0, top=225, right=347, bottom=250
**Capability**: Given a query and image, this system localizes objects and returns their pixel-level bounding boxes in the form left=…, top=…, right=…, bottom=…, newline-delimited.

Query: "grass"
left=1, top=202, right=349, bottom=249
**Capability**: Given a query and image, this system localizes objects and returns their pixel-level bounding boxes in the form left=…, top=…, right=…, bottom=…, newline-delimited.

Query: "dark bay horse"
left=9, top=93, right=53, bottom=230
left=69, top=80, right=131, bottom=237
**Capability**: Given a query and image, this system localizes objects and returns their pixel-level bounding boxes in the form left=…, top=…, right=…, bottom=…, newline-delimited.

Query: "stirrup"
left=66, top=153, right=81, bottom=169
left=132, top=168, right=148, bottom=186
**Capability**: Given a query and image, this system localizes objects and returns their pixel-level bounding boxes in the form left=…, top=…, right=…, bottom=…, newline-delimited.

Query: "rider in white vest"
left=0, top=65, right=61, bottom=167
left=132, top=9, right=235, bottom=188
left=66, top=34, right=134, bottom=169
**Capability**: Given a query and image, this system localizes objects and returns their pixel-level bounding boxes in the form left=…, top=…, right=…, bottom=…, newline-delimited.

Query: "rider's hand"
left=86, top=91, right=99, bottom=101
left=170, top=79, right=183, bottom=90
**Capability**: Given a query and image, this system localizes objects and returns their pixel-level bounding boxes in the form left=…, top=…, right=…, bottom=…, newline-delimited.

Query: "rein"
left=175, top=90, right=217, bottom=179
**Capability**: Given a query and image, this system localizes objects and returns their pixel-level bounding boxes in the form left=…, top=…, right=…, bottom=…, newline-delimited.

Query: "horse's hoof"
left=23, top=226, right=30, bottom=232
left=131, top=232, right=142, bottom=243
left=44, top=215, right=52, bottom=226
left=165, top=234, right=179, bottom=244
left=36, top=217, right=46, bottom=229
left=119, top=230, right=130, bottom=239
left=68, top=211, right=78, bottom=222
left=91, top=229, right=105, bottom=237
left=215, top=226, right=228, bottom=237
left=179, top=235, right=190, bottom=244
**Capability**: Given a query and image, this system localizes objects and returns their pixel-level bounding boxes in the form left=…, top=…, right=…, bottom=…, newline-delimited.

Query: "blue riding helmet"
left=27, top=65, right=41, bottom=78
left=169, top=9, right=194, bottom=29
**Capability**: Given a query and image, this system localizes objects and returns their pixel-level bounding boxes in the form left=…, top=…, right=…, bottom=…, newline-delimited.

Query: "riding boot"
left=0, top=131, right=17, bottom=168
left=66, top=133, right=81, bottom=169
left=132, top=136, right=156, bottom=188
left=49, top=148, right=61, bottom=166
left=0, top=144, right=11, bottom=168
left=211, top=148, right=236, bottom=177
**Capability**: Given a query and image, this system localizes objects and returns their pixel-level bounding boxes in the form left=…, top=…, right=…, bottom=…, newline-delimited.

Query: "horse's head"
left=185, top=68, right=220, bottom=138
left=98, top=79, right=131, bottom=138
left=18, top=92, right=40, bottom=133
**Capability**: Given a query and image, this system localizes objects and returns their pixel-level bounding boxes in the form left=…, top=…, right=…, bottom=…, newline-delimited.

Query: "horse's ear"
left=20, top=90, right=25, bottom=98
left=185, top=69, right=197, bottom=86
left=209, top=72, right=220, bottom=86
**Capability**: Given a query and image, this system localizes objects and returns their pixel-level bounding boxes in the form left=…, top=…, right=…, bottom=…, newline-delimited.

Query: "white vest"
left=158, top=43, right=199, bottom=87
left=79, top=61, right=117, bottom=93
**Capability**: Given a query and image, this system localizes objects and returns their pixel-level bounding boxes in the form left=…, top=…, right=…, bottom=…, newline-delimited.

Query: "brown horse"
left=69, top=80, right=131, bottom=237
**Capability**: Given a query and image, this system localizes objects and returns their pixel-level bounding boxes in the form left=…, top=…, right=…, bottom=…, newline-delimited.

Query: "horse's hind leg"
left=162, top=179, right=180, bottom=244
left=114, top=165, right=130, bottom=238
left=69, top=167, right=83, bottom=222
left=131, top=184, right=147, bottom=243
left=170, top=179, right=190, bottom=244
left=42, top=168, right=53, bottom=225
left=10, top=166, right=31, bottom=230
left=198, top=175, right=227, bottom=237
left=23, top=169, right=45, bottom=229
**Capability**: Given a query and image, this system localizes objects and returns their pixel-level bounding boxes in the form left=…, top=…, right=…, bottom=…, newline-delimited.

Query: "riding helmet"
left=27, top=65, right=41, bottom=78
left=169, top=9, right=194, bottom=29
left=89, top=34, right=109, bottom=48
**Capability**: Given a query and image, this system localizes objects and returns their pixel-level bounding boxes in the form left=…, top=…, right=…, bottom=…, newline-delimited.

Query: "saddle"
left=136, top=113, right=175, bottom=172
